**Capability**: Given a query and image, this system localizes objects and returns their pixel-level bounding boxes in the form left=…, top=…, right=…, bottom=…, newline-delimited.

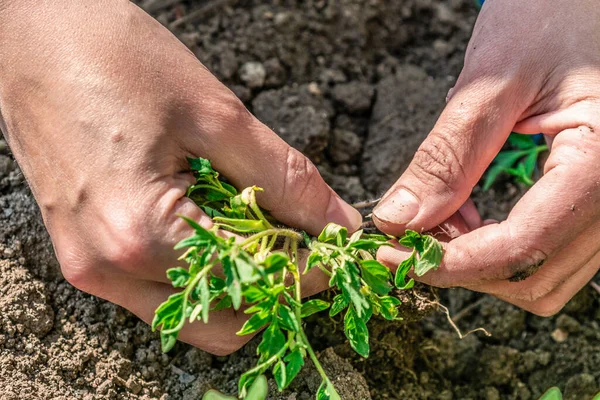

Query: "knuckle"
left=100, top=209, right=151, bottom=273
left=409, top=133, right=467, bottom=194
left=280, top=147, right=321, bottom=206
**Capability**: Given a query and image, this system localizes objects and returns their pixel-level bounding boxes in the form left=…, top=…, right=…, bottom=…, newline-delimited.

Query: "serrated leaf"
left=318, top=223, right=348, bottom=246
left=188, top=157, right=217, bottom=177
left=262, top=253, right=289, bottom=274
left=200, top=206, right=225, bottom=218
left=234, top=254, right=259, bottom=284
left=257, top=322, right=285, bottom=360
left=243, top=285, right=267, bottom=303
left=166, top=267, right=190, bottom=288
left=360, top=260, right=393, bottom=295
left=329, top=294, right=349, bottom=317
left=153, top=292, right=184, bottom=331
left=344, top=306, right=370, bottom=358
left=395, top=254, right=416, bottom=289
left=378, top=295, right=401, bottom=320
left=398, top=230, right=421, bottom=248
left=316, top=379, right=341, bottom=400
left=273, top=360, right=287, bottom=391
left=284, top=348, right=304, bottom=388
left=222, top=256, right=242, bottom=309
left=305, top=251, right=324, bottom=273
left=414, top=235, right=443, bottom=276
left=300, top=299, right=330, bottom=318
left=237, top=312, right=270, bottom=336
left=279, top=305, right=300, bottom=332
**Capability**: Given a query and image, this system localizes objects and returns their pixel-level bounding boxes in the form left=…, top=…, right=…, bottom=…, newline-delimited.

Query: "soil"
left=1, top=1, right=599, bottom=399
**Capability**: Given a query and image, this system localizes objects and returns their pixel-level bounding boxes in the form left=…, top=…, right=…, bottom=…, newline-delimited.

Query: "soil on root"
left=1, top=1, right=599, bottom=399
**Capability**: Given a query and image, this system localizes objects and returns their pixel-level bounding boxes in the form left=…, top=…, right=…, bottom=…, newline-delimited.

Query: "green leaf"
left=284, top=348, right=304, bottom=388
left=257, top=322, right=286, bottom=360
left=178, top=216, right=218, bottom=243
left=166, top=267, right=190, bottom=288
left=262, top=253, right=289, bottom=274
left=300, top=299, right=331, bottom=318
left=237, top=312, right=270, bottom=336
left=394, top=254, right=415, bottom=289
left=200, top=206, right=225, bottom=218
left=202, top=390, right=236, bottom=400
left=508, top=133, right=536, bottom=150
left=348, top=239, right=391, bottom=251
left=316, top=379, right=341, bottom=400
left=398, top=230, right=421, bottom=248
left=334, top=264, right=370, bottom=318
left=188, top=157, right=217, bottom=177
left=222, top=256, right=242, bottom=309
left=329, top=294, right=349, bottom=317
left=414, top=235, right=443, bottom=276
left=306, top=251, right=324, bottom=273
left=279, top=305, right=300, bottom=332
left=538, top=387, right=563, bottom=400
left=360, top=260, right=393, bottom=295
left=273, top=360, right=287, bottom=391
left=212, top=296, right=232, bottom=311
left=243, top=286, right=267, bottom=303
left=198, top=276, right=210, bottom=323
left=160, top=331, right=178, bottom=352
left=234, top=254, right=259, bottom=284
left=153, top=292, right=184, bottom=331
left=347, top=229, right=363, bottom=245
left=245, top=374, right=268, bottom=400
left=344, top=306, right=370, bottom=358
left=201, top=390, right=236, bottom=400
left=378, top=295, right=401, bottom=320
left=213, top=217, right=268, bottom=233
left=318, top=223, right=348, bottom=246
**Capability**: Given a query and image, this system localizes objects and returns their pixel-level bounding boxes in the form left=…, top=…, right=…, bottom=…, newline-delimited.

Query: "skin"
left=1, top=0, right=598, bottom=355
left=0, top=0, right=360, bottom=355
left=374, top=0, right=600, bottom=317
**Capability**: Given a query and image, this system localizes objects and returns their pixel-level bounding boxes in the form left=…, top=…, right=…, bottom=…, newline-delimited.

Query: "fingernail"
left=373, top=189, right=419, bottom=225
left=326, top=194, right=363, bottom=231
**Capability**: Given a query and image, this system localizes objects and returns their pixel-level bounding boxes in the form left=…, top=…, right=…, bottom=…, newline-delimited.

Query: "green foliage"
left=153, top=158, right=445, bottom=399
left=538, top=387, right=562, bottom=400
left=483, top=133, right=547, bottom=190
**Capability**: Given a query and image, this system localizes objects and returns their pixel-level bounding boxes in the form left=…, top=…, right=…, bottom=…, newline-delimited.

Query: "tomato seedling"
left=152, top=158, right=444, bottom=399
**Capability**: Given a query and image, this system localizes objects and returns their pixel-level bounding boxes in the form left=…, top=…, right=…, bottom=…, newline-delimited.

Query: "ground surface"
left=1, top=1, right=599, bottom=399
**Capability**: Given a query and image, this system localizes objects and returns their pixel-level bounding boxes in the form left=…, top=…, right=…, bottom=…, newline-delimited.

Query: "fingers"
left=466, top=220, right=600, bottom=302
left=494, top=251, right=600, bottom=317
left=378, top=126, right=600, bottom=290
left=372, top=81, right=518, bottom=236
left=183, top=97, right=362, bottom=236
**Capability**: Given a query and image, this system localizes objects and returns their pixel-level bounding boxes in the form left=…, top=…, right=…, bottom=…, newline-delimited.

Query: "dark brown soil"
left=1, top=1, right=599, bottom=399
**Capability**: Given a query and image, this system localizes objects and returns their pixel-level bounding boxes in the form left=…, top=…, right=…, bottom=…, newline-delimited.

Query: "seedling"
left=483, top=133, right=547, bottom=190
left=152, top=158, right=444, bottom=399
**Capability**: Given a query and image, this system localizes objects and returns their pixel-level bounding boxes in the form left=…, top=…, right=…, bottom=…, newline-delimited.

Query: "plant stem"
left=241, top=229, right=303, bottom=248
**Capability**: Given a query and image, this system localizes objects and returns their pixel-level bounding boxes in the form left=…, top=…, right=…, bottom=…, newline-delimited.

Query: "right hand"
left=0, top=1, right=361, bottom=355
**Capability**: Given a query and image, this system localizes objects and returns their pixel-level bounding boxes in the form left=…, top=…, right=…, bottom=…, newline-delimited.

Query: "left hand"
left=372, top=0, right=600, bottom=316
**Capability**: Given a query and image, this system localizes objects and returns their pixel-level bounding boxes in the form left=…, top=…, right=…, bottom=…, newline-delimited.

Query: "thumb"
left=186, top=99, right=362, bottom=236
left=373, top=83, right=518, bottom=235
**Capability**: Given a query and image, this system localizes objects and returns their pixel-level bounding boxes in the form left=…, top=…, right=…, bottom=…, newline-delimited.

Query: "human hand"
left=0, top=1, right=361, bottom=354
left=373, top=0, right=600, bottom=316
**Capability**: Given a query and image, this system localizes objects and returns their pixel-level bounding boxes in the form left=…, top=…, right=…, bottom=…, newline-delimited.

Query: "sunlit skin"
left=1, top=0, right=598, bottom=357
